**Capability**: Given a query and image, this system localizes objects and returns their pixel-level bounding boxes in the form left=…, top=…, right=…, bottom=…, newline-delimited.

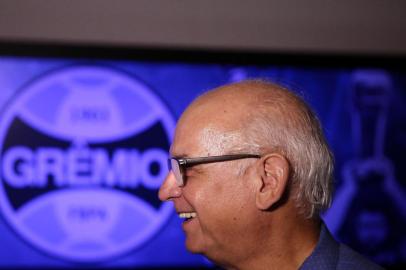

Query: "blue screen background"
left=0, top=56, right=404, bottom=269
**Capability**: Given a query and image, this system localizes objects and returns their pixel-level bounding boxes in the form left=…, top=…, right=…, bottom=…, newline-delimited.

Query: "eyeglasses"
left=168, top=154, right=261, bottom=186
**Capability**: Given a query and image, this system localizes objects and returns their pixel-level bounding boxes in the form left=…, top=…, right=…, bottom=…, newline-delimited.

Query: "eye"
left=184, top=167, right=203, bottom=182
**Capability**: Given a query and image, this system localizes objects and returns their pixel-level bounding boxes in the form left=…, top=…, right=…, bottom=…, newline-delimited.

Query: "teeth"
left=179, top=212, right=197, bottom=219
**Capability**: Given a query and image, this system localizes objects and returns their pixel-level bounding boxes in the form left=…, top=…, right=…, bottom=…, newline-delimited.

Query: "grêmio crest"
left=0, top=65, right=174, bottom=262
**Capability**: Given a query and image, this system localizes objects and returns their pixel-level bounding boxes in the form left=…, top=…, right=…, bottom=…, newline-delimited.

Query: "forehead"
left=170, top=83, right=271, bottom=157
left=171, top=105, right=245, bottom=157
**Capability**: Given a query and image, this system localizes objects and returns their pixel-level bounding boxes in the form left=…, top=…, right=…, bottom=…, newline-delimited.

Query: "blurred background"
left=0, top=1, right=405, bottom=269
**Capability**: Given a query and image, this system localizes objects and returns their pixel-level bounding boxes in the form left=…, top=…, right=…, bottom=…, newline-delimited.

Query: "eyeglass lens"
left=169, top=159, right=183, bottom=186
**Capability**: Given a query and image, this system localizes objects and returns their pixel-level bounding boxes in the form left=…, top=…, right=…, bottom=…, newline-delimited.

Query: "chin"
left=185, top=239, right=226, bottom=267
left=185, top=237, right=205, bottom=254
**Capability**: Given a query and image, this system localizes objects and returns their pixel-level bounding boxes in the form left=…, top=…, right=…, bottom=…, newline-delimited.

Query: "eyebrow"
left=170, top=153, right=190, bottom=159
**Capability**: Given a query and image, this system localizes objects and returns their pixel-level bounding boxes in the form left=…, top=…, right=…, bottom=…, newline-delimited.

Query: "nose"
left=159, top=171, right=182, bottom=201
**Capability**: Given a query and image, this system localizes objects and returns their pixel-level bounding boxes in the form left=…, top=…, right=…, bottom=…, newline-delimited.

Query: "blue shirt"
left=299, top=224, right=384, bottom=270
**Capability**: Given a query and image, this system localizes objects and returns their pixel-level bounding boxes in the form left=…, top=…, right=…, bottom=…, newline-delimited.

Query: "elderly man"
left=159, top=80, right=383, bottom=270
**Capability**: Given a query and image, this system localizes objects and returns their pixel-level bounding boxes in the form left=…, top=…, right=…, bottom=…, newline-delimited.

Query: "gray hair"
left=240, top=80, right=334, bottom=219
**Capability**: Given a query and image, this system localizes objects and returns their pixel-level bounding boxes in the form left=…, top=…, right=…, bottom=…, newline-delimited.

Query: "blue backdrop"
left=0, top=56, right=404, bottom=269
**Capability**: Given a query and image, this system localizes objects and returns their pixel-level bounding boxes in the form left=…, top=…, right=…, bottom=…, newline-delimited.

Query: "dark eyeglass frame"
left=168, top=154, right=261, bottom=186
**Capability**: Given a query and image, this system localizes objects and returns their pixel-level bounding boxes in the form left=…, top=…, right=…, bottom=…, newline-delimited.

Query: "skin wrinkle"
left=199, top=126, right=244, bottom=156
left=199, top=126, right=262, bottom=178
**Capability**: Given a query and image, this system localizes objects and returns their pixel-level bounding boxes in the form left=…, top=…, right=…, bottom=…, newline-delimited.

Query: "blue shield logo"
left=0, top=65, right=175, bottom=262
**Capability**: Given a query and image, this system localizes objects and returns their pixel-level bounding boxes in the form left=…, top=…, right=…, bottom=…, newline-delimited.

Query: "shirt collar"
left=299, top=223, right=339, bottom=270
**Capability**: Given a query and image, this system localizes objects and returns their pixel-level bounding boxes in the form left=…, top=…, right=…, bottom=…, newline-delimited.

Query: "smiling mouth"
left=179, top=212, right=197, bottom=221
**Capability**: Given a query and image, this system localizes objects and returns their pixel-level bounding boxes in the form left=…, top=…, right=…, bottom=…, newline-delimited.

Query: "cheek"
left=185, top=163, right=256, bottom=221
left=195, top=174, right=253, bottom=228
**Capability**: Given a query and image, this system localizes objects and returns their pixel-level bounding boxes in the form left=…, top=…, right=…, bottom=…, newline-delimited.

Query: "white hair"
left=240, top=80, right=334, bottom=219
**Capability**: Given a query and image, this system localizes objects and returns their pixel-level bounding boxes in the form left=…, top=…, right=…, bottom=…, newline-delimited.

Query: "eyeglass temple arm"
left=182, top=154, right=261, bottom=167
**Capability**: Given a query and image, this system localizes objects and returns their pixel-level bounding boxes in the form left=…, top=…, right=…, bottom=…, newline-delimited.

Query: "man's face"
left=158, top=106, right=259, bottom=262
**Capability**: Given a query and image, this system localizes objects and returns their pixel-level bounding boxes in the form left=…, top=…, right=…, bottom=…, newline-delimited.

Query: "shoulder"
left=337, top=243, right=385, bottom=270
left=300, top=223, right=385, bottom=270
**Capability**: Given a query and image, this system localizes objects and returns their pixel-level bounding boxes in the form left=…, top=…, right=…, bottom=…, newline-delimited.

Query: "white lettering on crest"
left=1, top=146, right=166, bottom=189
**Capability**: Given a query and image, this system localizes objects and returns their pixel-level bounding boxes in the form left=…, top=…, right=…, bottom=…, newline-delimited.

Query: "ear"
left=255, top=153, right=290, bottom=210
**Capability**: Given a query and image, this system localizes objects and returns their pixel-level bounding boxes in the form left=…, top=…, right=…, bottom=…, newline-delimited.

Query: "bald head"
left=174, top=81, right=259, bottom=157
left=185, top=80, right=311, bottom=131
left=175, top=80, right=333, bottom=218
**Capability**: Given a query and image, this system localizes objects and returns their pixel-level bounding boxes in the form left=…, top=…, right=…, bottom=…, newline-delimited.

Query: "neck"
left=224, top=211, right=321, bottom=270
